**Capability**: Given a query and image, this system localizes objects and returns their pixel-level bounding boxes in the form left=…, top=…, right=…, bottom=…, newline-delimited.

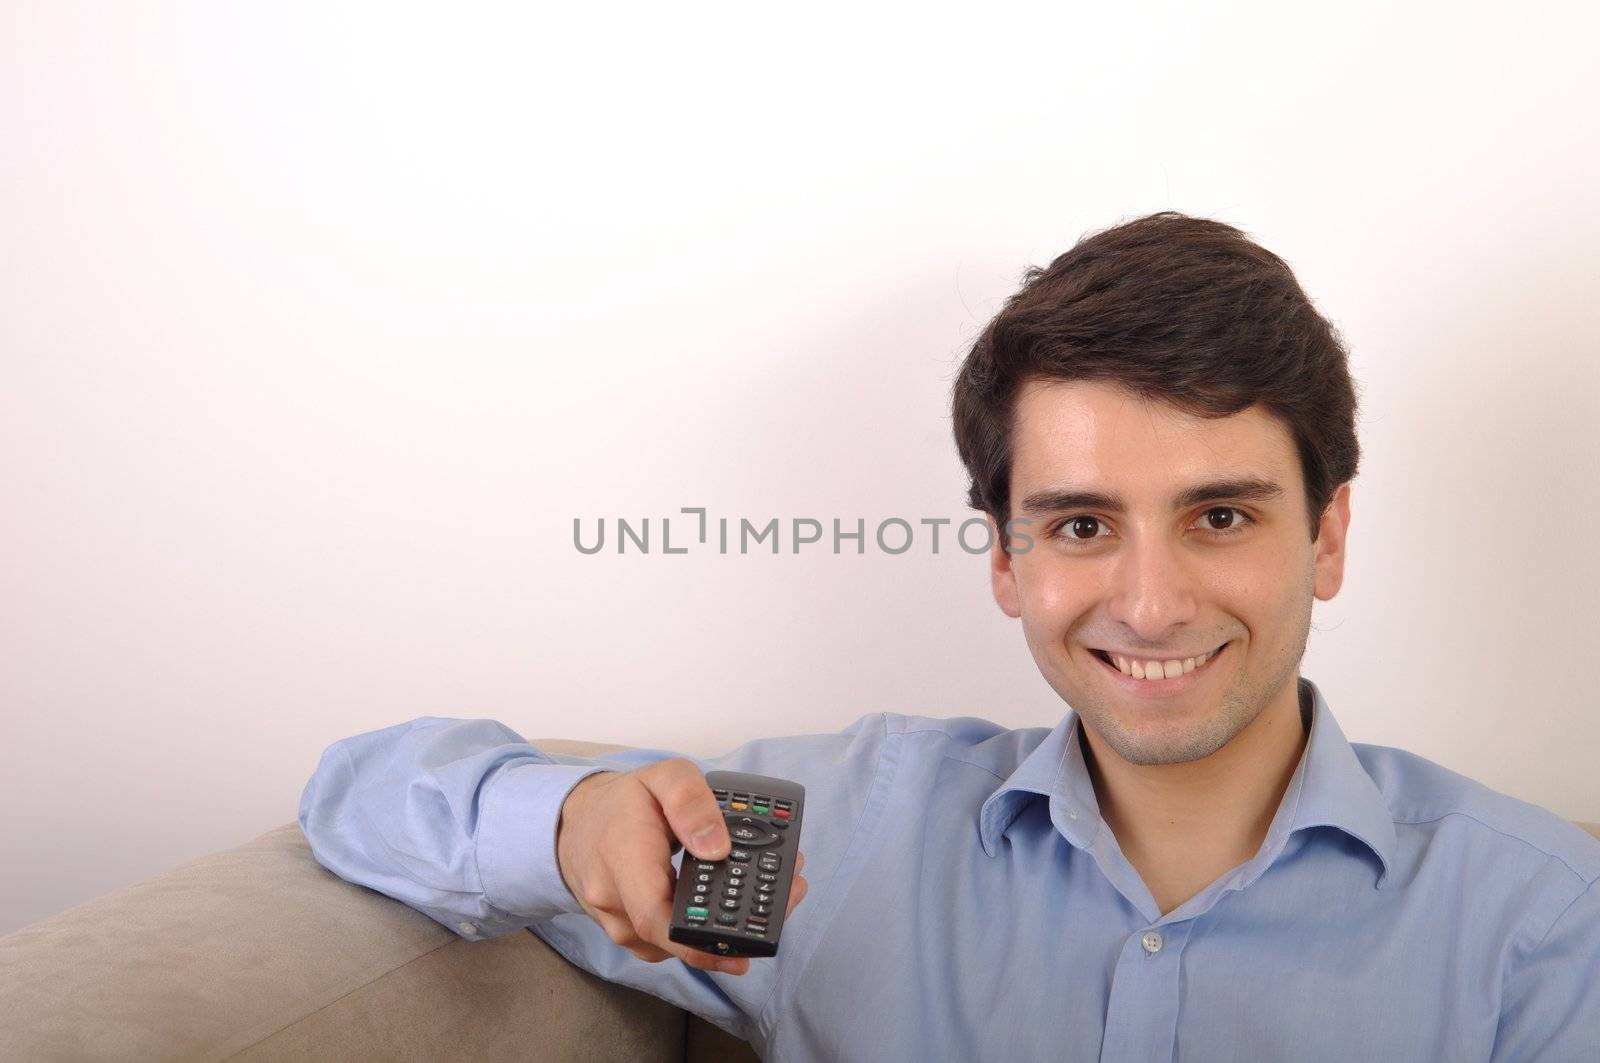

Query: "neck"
left=1080, top=679, right=1310, bottom=873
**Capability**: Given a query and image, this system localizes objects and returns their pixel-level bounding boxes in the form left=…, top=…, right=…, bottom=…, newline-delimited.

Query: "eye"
left=1197, top=507, right=1253, bottom=535
left=1058, top=515, right=1109, bottom=542
left=1048, top=507, right=1255, bottom=546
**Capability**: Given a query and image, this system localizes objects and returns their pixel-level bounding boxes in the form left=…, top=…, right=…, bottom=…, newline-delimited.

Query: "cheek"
left=1014, top=556, right=1098, bottom=629
left=1206, top=545, right=1311, bottom=628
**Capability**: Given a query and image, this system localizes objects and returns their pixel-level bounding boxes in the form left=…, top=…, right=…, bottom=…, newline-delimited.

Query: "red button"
left=772, top=809, right=790, bottom=819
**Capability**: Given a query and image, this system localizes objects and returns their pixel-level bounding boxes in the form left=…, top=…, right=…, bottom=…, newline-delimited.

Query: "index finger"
left=635, top=758, right=731, bottom=861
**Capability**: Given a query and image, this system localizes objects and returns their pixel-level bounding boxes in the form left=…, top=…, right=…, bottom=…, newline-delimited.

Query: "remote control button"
left=770, top=819, right=789, bottom=829
left=724, top=886, right=742, bottom=898
left=696, top=873, right=711, bottom=883
left=729, top=802, right=748, bottom=811
left=721, top=899, right=740, bottom=911
left=712, top=788, right=729, bottom=799
left=725, top=820, right=780, bottom=847
left=744, top=923, right=766, bottom=935
left=727, top=866, right=746, bottom=878
left=717, top=913, right=738, bottom=926
left=685, top=906, right=709, bottom=919
left=772, top=808, right=791, bottom=819
left=758, top=853, right=782, bottom=872
left=754, top=903, right=772, bottom=915
left=729, top=849, right=752, bottom=862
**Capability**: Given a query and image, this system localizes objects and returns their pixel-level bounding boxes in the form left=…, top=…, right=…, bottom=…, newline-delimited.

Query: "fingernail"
left=689, top=826, right=724, bottom=856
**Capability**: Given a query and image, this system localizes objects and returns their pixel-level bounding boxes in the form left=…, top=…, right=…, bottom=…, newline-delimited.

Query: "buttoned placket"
left=1097, top=916, right=1194, bottom=1062
left=1050, top=783, right=1277, bottom=1063
left=1049, top=792, right=1203, bottom=1062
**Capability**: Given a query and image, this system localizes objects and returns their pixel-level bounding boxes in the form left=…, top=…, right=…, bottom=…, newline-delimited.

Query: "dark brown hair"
left=951, top=211, right=1360, bottom=541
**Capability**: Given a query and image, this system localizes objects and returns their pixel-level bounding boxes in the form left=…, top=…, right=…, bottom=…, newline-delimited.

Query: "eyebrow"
left=1017, top=476, right=1287, bottom=516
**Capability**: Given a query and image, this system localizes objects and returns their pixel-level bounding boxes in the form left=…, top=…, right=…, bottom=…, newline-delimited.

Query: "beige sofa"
left=3, top=738, right=1597, bottom=1062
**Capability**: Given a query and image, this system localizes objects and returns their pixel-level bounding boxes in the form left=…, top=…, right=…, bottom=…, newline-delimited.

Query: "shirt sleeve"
left=1490, top=876, right=1600, bottom=1062
left=297, top=712, right=892, bottom=1044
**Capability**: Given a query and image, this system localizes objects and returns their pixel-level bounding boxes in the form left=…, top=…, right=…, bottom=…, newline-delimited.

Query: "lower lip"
left=1090, top=641, right=1231, bottom=699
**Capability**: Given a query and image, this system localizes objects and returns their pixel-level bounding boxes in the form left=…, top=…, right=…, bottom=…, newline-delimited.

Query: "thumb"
left=637, top=759, right=731, bottom=860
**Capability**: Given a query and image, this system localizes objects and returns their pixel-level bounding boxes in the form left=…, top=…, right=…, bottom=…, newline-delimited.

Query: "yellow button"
left=730, top=801, right=748, bottom=810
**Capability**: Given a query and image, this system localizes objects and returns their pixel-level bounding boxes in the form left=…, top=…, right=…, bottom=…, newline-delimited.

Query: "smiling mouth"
left=1089, top=641, right=1230, bottom=680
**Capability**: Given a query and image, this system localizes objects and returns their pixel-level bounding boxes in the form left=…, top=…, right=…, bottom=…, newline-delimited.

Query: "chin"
left=1109, top=724, right=1238, bottom=766
left=1075, top=683, right=1253, bottom=767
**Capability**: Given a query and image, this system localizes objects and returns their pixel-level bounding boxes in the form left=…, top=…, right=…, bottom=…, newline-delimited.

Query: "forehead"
left=1009, top=378, right=1302, bottom=499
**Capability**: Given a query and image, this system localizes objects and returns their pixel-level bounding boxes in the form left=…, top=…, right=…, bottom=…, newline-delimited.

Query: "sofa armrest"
left=0, top=818, right=689, bottom=1062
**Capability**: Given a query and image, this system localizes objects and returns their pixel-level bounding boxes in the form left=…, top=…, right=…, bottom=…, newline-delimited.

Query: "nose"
left=1104, top=532, right=1200, bottom=643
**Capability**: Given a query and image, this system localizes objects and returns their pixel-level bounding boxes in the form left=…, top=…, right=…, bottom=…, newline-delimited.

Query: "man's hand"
left=555, top=759, right=809, bottom=976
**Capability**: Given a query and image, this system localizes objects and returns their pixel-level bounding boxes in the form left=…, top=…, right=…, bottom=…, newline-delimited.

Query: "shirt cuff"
left=476, top=760, right=616, bottom=920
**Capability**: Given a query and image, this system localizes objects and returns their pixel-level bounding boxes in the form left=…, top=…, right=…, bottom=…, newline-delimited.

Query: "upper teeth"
left=1110, top=649, right=1214, bottom=680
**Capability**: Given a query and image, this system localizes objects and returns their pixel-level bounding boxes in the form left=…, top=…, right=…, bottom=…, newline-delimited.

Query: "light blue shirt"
left=299, top=678, right=1600, bottom=1061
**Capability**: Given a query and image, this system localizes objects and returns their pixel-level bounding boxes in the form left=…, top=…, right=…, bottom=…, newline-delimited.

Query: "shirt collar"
left=977, top=676, right=1398, bottom=888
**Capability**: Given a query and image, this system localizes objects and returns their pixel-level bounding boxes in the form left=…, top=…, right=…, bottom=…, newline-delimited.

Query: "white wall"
left=3, top=1, right=1597, bottom=937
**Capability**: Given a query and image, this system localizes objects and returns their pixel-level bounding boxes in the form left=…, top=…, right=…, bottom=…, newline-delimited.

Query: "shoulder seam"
left=884, top=717, right=1016, bottom=783
left=1532, top=878, right=1598, bottom=954
left=1393, top=810, right=1599, bottom=886
left=880, top=714, right=968, bottom=738
left=940, top=748, right=1008, bottom=783
left=1498, top=875, right=1600, bottom=1025
left=886, top=719, right=1011, bottom=781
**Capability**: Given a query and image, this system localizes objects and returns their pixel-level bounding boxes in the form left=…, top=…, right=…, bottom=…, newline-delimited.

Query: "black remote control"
left=667, top=771, right=805, bottom=959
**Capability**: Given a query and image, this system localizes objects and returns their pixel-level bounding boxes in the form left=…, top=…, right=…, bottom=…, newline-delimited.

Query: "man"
left=299, top=212, right=1600, bottom=1061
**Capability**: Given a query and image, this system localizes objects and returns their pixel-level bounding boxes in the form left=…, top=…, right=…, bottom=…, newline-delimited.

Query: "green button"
left=686, top=906, right=709, bottom=919
left=752, top=805, right=770, bottom=815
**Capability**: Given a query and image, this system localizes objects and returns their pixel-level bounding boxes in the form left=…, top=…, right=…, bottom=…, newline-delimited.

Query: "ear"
left=989, top=513, right=1022, bottom=619
left=1312, top=481, right=1352, bottom=601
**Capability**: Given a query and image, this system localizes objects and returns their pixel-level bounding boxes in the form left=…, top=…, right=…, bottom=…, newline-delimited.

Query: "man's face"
left=990, top=378, right=1351, bottom=768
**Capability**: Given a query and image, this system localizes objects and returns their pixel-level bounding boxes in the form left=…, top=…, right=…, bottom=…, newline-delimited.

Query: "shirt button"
left=1141, top=930, right=1163, bottom=954
left=458, top=921, right=479, bottom=937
